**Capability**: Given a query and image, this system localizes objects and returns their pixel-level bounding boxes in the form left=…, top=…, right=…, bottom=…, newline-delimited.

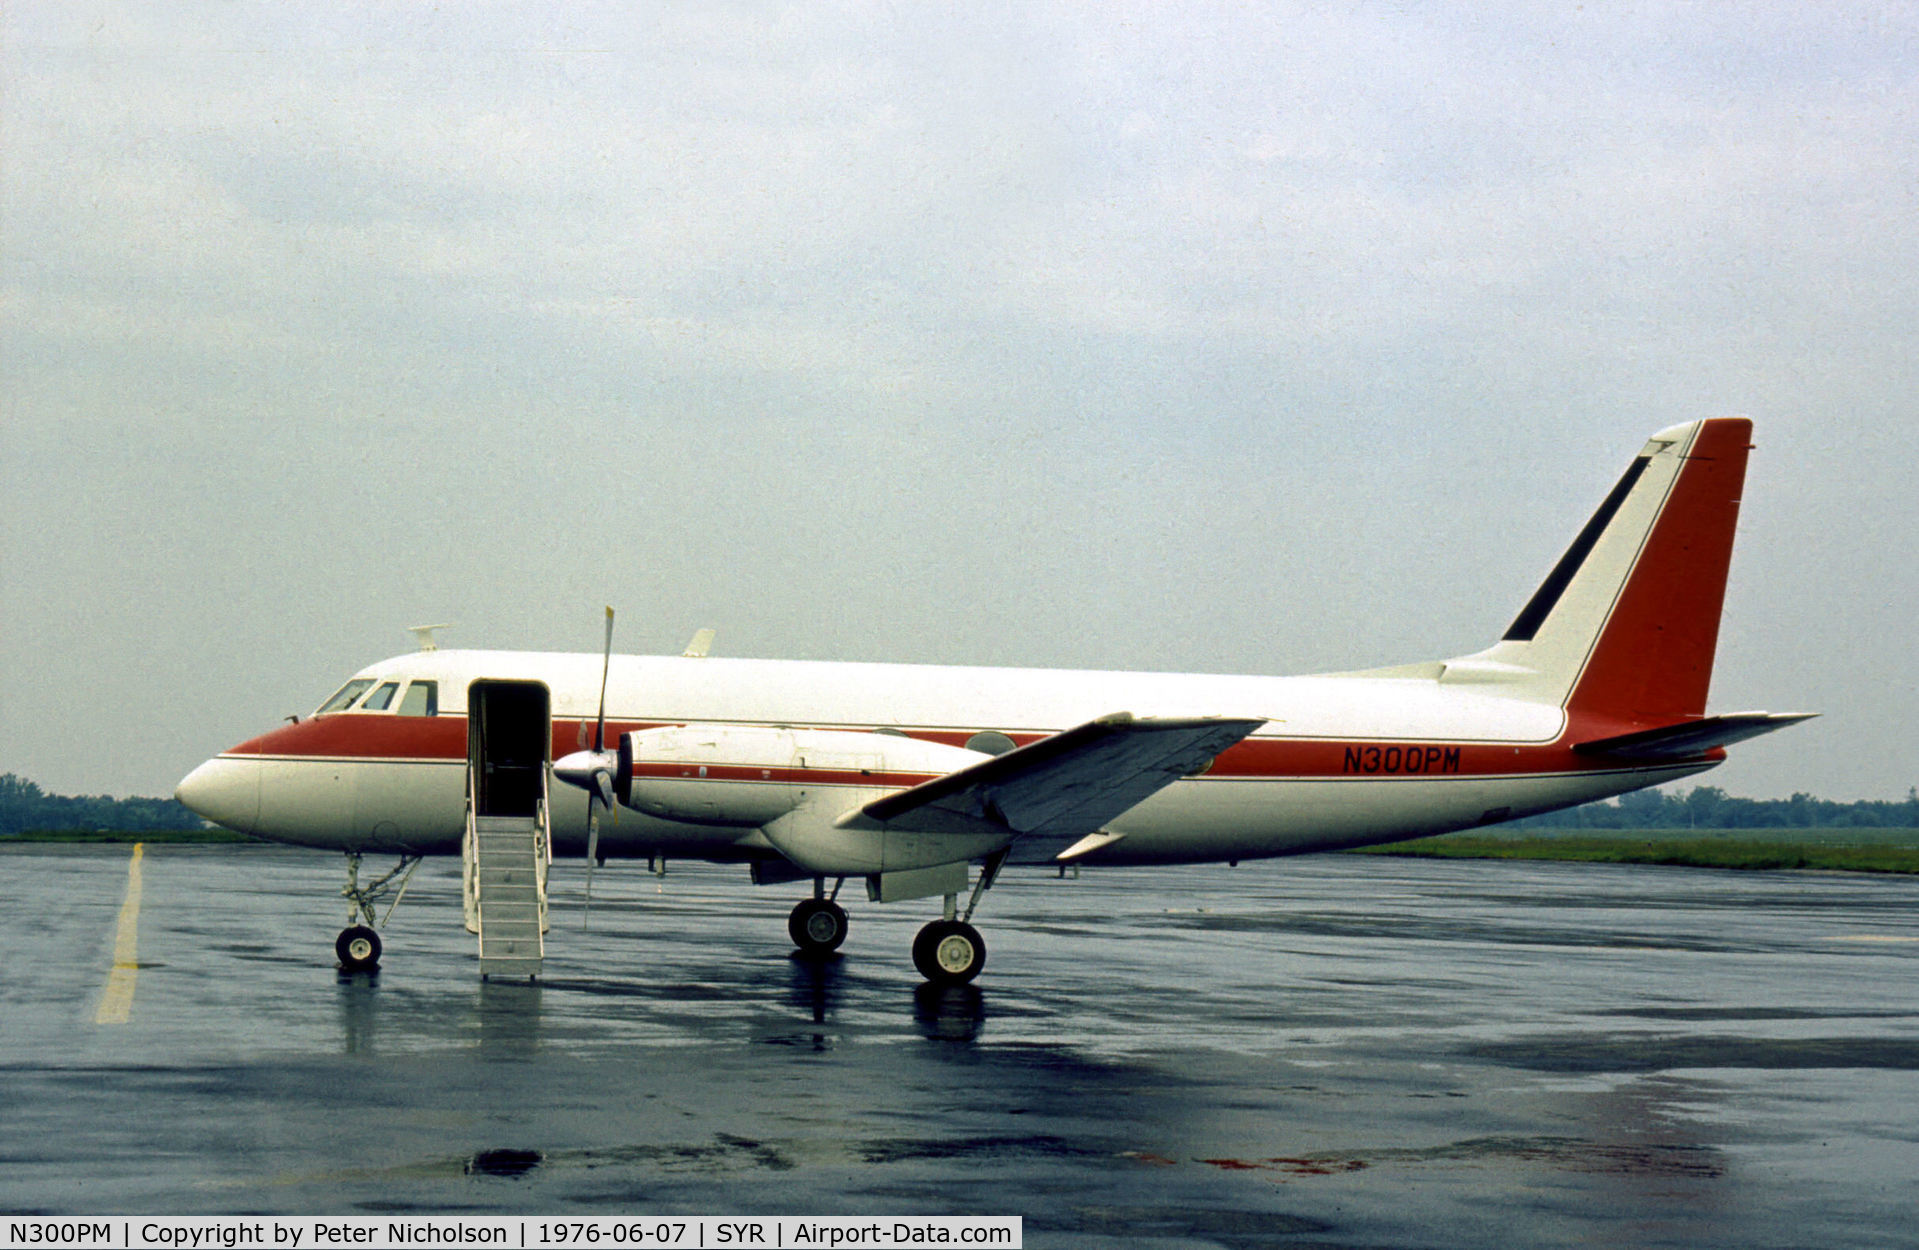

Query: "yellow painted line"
left=94, top=842, right=144, bottom=1025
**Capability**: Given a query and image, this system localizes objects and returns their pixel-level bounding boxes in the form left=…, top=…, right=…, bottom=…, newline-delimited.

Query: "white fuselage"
left=176, top=648, right=1711, bottom=869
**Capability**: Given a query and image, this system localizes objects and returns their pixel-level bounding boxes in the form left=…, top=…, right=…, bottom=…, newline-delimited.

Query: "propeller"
left=553, top=606, right=617, bottom=927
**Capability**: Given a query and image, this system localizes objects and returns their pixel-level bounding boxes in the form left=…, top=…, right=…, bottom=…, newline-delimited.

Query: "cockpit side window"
left=397, top=681, right=439, bottom=717
left=317, top=678, right=375, bottom=715
left=362, top=681, right=401, bottom=712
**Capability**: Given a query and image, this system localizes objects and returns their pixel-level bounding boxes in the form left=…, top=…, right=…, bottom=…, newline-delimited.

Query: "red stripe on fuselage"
left=229, top=714, right=469, bottom=760
left=229, top=715, right=670, bottom=763
left=224, top=711, right=1717, bottom=780
left=630, top=762, right=943, bottom=789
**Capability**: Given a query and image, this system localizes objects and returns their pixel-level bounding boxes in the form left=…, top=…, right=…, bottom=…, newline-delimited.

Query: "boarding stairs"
left=462, top=788, right=551, bottom=981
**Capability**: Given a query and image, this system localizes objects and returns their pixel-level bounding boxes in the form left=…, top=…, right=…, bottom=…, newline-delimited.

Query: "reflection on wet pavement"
left=3, top=844, right=1917, bottom=1247
left=466, top=1148, right=543, bottom=1179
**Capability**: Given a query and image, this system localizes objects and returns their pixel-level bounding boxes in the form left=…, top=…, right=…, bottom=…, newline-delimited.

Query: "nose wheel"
left=335, top=852, right=419, bottom=972
left=336, top=925, right=382, bottom=972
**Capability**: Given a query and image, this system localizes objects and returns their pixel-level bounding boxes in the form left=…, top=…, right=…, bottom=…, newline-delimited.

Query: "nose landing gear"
left=336, top=925, right=382, bottom=972
left=336, top=852, right=421, bottom=973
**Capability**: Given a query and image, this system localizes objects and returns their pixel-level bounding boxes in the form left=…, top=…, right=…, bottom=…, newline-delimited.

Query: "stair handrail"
left=535, top=762, right=552, bottom=938
left=462, top=764, right=481, bottom=937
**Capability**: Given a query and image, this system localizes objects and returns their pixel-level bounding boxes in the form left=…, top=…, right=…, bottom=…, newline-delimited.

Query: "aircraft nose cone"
left=175, top=757, right=262, bottom=834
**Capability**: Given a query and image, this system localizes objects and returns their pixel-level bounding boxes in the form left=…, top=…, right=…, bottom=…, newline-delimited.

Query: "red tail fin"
left=1567, top=417, right=1751, bottom=723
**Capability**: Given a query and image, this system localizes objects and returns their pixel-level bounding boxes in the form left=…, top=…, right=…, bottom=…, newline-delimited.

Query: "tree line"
left=1515, top=785, right=1919, bottom=829
left=0, top=773, right=206, bottom=834
left=3, top=771, right=1915, bottom=835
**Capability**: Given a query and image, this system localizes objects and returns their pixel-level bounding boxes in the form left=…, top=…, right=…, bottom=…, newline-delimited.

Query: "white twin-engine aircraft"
left=177, top=417, right=1811, bottom=985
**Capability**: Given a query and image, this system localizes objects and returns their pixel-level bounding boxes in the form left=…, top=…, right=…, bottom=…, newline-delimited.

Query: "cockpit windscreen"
left=316, top=678, right=375, bottom=715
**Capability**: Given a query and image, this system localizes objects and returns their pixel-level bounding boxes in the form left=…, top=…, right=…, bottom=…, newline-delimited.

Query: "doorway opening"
left=468, top=681, right=551, bottom=818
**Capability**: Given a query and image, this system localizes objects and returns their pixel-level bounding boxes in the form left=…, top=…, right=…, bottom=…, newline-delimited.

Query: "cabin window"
left=397, top=681, right=439, bottom=717
left=362, top=681, right=401, bottom=712
left=316, top=679, right=374, bottom=715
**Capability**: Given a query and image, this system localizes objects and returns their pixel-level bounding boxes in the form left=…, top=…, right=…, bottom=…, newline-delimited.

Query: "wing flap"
left=1573, top=711, right=1817, bottom=761
left=845, top=712, right=1264, bottom=841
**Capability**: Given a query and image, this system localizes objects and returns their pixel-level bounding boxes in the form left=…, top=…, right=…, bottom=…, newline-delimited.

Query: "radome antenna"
left=407, top=623, right=454, bottom=652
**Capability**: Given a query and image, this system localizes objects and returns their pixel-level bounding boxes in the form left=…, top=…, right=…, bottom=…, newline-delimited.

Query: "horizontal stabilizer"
left=1573, top=712, right=1817, bottom=761
left=849, top=712, right=1264, bottom=841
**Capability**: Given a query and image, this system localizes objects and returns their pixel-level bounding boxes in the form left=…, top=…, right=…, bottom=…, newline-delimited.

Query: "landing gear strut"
left=788, top=877, right=848, bottom=955
left=911, top=850, right=1006, bottom=985
left=336, top=852, right=421, bottom=972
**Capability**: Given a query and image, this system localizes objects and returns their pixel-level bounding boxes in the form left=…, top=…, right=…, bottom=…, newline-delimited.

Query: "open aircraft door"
left=463, top=680, right=553, bottom=978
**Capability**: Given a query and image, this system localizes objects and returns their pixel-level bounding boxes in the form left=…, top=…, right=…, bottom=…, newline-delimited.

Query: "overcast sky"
left=3, top=2, right=1914, bottom=802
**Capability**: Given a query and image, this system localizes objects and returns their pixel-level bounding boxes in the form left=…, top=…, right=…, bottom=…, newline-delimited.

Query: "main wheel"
left=788, top=898, right=849, bottom=955
left=336, top=925, right=382, bottom=972
left=912, top=919, right=986, bottom=984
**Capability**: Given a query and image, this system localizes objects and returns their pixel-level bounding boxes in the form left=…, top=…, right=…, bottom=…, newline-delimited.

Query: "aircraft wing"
left=839, top=712, right=1265, bottom=841
left=1573, top=711, right=1817, bottom=761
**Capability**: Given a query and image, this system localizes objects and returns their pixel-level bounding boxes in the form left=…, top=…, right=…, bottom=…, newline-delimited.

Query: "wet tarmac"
left=4, top=842, right=1918, bottom=1247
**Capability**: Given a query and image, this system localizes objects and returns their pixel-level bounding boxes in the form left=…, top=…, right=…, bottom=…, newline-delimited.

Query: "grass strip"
left=4, top=828, right=260, bottom=844
left=1352, top=835, right=1919, bottom=874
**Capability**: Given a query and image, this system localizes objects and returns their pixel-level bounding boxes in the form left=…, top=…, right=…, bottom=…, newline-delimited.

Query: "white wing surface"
left=838, top=712, right=1264, bottom=841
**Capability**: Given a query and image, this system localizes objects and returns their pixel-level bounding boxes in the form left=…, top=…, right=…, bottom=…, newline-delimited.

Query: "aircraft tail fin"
left=1444, top=417, right=1754, bottom=725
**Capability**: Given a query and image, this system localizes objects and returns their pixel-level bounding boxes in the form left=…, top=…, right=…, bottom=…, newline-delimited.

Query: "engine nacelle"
left=762, top=805, right=1013, bottom=878
left=616, top=724, right=982, bottom=831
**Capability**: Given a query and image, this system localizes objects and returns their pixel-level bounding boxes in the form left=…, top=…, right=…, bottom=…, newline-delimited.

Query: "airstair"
left=462, top=679, right=554, bottom=981
left=462, top=806, right=550, bottom=980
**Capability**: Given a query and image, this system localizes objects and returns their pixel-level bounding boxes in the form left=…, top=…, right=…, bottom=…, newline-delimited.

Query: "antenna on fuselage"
left=407, top=623, right=454, bottom=652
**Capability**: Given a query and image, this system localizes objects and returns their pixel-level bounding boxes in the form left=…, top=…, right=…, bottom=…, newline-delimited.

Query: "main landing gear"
left=788, top=877, right=849, bottom=956
left=912, top=919, right=986, bottom=984
left=786, top=855, right=1007, bottom=983
left=336, top=852, right=422, bottom=973
left=910, top=850, right=1007, bottom=986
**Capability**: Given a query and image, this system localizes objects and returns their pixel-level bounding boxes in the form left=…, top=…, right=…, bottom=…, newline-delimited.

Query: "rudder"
left=1451, top=418, right=1753, bottom=726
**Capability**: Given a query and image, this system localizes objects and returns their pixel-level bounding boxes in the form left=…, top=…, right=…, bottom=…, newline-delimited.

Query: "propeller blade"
left=594, top=605, right=614, bottom=753
left=558, top=606, right=619, bottom=929
left=583, top=802, right=600, bottom=929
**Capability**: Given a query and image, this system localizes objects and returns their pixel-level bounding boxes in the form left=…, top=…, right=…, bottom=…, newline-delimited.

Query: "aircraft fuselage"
left=177, top=648, right=1713, bottom=867
left=172, top=418, right=1806, bottom=983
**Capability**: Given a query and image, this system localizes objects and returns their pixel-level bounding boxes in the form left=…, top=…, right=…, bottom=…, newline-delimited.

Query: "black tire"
left=336, top=925, right=382, bottom=972
left=911, top=919, right=986, bottom=984
left=788, top=898, right=849, bottom=955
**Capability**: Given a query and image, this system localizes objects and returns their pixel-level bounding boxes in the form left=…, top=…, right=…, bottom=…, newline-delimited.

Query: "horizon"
left=4, top=4, right=1913, bottom=800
